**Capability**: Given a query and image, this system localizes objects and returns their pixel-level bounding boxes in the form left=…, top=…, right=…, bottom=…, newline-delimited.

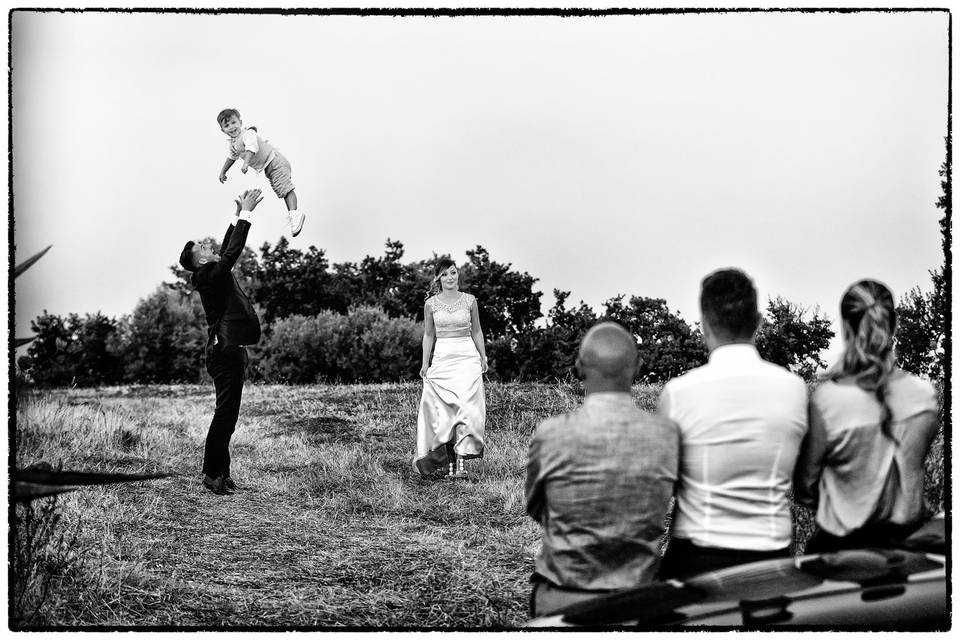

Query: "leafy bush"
left=333, top=306, right=422, bottom=382
left=490, top=292, right=706, bottom=383
left=459, top=246, right=543, bottom=341
left=897, top=276, right=946, bottom=382
left=257, top=312, right=343, bottom=383
left=602, top=295, right=708, bottom=382
left=121, top=286, right=207, bottom=383
left=258, top=306, right=421, bottom=383
left=328, top=240, right=438, bottom=321
left=25, top=312, right=82, bottom=387
left=255, top=237, right=340, bottom=323
left=895, top=145, right=948, bottom=386
left=487, top=290, right=597, bottom=382
left=756, top=297, right=834, bottom=382
left=26, top=312, right=124, bottom=387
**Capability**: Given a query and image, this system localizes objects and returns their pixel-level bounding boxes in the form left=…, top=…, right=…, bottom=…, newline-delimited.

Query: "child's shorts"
left=264, top=152, right=295, bottom=199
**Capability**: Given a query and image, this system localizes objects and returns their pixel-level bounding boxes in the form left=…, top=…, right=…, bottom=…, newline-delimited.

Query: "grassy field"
left=13, top=381, right=945, bottom=628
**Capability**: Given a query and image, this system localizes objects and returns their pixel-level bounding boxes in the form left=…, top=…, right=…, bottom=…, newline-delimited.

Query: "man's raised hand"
left=238, top=189, right=264, bottom=212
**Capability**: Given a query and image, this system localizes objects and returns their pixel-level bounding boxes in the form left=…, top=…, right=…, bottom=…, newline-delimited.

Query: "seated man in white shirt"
left=657, top=268, right=808, bottom=579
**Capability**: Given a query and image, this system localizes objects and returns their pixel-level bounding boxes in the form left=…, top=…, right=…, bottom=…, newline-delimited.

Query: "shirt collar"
left=582, top=391, right=635, bottom=407
left=707, top=342, right=761, bottom=364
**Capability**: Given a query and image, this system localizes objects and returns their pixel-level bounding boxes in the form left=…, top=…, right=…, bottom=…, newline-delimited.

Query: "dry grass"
left=13, top=380, right=946, bottom=628
left=13, top=382, right=567, bottom=627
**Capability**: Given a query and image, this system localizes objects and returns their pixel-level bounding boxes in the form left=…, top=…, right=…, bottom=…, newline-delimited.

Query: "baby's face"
left=219, top=115, right=242, bottom=137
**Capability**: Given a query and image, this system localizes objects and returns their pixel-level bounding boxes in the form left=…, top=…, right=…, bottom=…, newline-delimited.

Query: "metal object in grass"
left=14, top=463, right=172, bottom=503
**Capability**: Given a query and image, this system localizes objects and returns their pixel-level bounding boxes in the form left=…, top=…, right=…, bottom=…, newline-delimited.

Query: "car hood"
left=527, top=547, right=946, bottom=629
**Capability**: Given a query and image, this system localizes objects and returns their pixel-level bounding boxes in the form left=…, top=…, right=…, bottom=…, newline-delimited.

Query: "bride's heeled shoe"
left=451, top=456, right=469, bottom=480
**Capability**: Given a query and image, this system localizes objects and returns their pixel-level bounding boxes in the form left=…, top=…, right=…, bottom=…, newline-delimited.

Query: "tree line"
left=18, top=239, right=834, bottom=386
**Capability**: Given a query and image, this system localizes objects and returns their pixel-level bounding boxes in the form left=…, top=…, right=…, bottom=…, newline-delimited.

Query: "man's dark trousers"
left=202, top=342, right=248, bottom=479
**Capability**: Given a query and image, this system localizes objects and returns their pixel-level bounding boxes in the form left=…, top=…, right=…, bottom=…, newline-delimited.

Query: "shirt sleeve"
left=657, top=382, right=673, bottom=419
left=241, top=129, right=259, bottom=154
left=887, top=376, right=939, bottom=422
left=912, top=379, right=938, bottom=415
left=793, top=394, right=830, bottom=507
left=225, top=211, right=253, bottom=228
left=525, top=430, right=546, bottom=522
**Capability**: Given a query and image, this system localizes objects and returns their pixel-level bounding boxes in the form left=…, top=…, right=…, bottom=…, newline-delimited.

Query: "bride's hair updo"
left=824, top=279, right=899, bottom=443
left=426, top=258, right=458, bottom=300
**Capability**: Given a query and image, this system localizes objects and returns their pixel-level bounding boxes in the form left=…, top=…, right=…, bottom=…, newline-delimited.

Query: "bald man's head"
left=576, top=322, right=639, bottom=391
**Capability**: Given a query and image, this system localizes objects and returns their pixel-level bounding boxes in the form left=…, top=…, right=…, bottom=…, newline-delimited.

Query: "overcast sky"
left=10, top=8, right=948, bottom=364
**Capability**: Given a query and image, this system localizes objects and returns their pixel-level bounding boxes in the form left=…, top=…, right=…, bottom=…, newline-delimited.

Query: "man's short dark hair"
left=700, top=268, right=760, bottom=341
left=179, top=241, right=197, bottom=272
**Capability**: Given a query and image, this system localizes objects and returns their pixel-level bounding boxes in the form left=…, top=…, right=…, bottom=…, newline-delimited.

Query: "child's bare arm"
left=240, top=151, right=254, bottom=173
left=219, top=157, right=236, bottom=183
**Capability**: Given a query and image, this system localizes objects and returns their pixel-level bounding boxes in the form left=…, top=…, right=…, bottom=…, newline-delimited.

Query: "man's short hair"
left=217, top=108, right=241, bottom=126
left=700, top=268, right=760, bottom=341
left=179, top=241, right=197, bottom=272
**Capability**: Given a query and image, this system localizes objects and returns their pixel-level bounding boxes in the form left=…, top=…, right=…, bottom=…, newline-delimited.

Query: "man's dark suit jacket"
left=192, top=219, right=261, bottom=348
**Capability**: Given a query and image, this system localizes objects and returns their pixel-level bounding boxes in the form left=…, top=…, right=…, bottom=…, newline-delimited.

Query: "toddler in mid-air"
left=217, top=108, right=305, bottom=237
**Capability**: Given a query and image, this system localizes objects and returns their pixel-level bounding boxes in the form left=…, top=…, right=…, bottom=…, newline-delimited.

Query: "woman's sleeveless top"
left=428, top=293, right=474, bottom=338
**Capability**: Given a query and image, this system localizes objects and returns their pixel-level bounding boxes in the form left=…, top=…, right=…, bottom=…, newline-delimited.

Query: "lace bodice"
left=428, top=292, right=475, bottom=335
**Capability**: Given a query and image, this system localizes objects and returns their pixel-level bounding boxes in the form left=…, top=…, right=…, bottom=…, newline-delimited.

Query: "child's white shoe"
left=287, top=210, right=305, bottom=237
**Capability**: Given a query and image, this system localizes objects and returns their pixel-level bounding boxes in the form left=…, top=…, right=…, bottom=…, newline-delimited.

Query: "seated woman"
left=794, top=279, right=939, bottom=553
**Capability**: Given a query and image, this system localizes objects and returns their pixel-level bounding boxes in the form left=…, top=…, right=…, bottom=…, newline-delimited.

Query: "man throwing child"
left=178, top=189, right=264, bottom=495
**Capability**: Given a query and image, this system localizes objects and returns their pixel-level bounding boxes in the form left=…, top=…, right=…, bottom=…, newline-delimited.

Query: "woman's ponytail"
left=825, top=280, right=898, bottom=443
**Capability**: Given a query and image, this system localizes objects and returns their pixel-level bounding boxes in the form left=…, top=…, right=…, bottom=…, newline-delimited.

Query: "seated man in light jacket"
left=526, top=322, right=679, bottom=616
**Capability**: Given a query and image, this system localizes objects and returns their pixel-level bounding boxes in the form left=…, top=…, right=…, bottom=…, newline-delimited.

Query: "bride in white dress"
left=414, top=259, right=488, bottom=479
